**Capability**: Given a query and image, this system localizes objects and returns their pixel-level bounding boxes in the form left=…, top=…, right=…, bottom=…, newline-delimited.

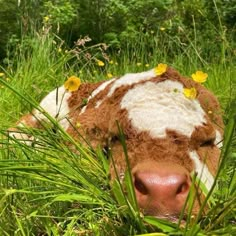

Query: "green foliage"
left=43, top=0, right=77, bottom=29
left=0, top=0, right=236, bottom=63
left=0, top=0, right=19, bottom=61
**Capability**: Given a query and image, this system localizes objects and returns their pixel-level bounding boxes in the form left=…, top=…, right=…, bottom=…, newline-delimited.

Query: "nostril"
left=176, top=181, right=189, bottom=195
left=134, top=174, right=148, bottom=195
left=174, top=173, right=191, bottom=197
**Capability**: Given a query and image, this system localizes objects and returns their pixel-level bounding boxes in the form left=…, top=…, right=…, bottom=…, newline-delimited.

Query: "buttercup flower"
left=183, top=87, right=197, bottom=99
left=64, top=76, right=81, bottom=92
left=145, top=63, right=150, bottom=67
left=155, top=63, right=168, bottom=76
left=107, top=73, right=113, bottom=79
left=0, top=73, right=5, bottom=77
left=191, top=71, right=208, bottom=83
left=43, top=16, right=50, bottom=22
left=97, top=60, right=105, bottom=67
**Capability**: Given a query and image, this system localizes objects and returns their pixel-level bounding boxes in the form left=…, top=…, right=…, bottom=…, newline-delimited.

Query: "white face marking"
left=34, top=86, right=71, bottom=129
left=80, top=78, right=115, bottom=114
left=215, top=130, right=223, bottom=148
left=189, top=151, right=215, bottom=191
left=91, top=78, right=115, bottom=98
left=95, top=100, right=103, bottom=108
left=121, top=80, right=206, bottom=138
left=108, top=69, right=155, bottom=97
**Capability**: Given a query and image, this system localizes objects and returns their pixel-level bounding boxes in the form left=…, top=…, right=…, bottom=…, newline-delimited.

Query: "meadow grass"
left=0, top=27, right=235, bottom=235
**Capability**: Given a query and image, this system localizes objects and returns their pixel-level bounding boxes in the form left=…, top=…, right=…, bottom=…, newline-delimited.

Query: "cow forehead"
left=120, top=80, right=206, bottom=138
left=108, top=69, right=156, bottom=97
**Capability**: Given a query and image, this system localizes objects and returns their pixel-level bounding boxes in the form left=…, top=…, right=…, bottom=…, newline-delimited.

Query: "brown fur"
left=66, top=68, right=223, bottom=179
left=10, top=67, right=224, bottom=219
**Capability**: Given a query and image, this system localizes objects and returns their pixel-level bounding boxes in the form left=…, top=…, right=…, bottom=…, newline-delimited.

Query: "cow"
left=8, top=65, right=224, bottom=220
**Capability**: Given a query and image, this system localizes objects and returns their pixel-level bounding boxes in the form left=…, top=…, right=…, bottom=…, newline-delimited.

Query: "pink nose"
left=132, top=162, right=191, bottom=216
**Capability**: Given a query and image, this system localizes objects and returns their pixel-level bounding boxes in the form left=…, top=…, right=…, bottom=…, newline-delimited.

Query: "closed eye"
left=200, top=138, right=215, bottom=147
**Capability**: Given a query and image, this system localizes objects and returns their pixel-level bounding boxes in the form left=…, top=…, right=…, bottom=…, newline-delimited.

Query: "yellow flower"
left=191, top=71, right=208, bottom=83
left=43, top=16, right=50, bottom=22
left=183, top=87, right=197, bottom=99
left=145, top=63, right=150, bottom=67
left=97, top=60, right=105, bottom=67
left=136, top=62, right=142, bottom=66
left=109, top=60, right=114, bottom=64
left=0, top=73, right=5, bottom=77
left=107, top=73, right=113, bottom=79
left=64, top=76, right=81, bottom=92
left=58, top=48, right=62, bottom=53
left=76, top=122, right=81, bottom=128
left=160, top=27, right=166, bottom=31
left=154, top=63, right=168, bottom=76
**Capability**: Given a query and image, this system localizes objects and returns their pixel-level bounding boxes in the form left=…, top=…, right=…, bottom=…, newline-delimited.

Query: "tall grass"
left=0, top=20, right=235, bottom=235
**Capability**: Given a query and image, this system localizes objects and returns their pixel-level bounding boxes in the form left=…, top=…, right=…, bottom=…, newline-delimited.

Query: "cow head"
left=9, top=66, right=224, bottom=220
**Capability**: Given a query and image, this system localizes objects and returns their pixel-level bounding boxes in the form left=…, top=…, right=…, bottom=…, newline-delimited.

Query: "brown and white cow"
left=9, top=66, right=224, bottom=219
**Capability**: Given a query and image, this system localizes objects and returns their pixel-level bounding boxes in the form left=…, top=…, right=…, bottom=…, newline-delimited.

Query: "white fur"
left=215, top=130, right=223, bottom=148
left=34, top=86, right=71, bottom=130
left=80, top=78, right=115, bottom=114
left=108, top=69, right=155, bottom=97
left=91, top=78, right=116, bottom=98
left=95, top=100, right=103, bottom=108
left=189, top=151, right=215, bottom=191
left=121, top=80, right=206, bottom=138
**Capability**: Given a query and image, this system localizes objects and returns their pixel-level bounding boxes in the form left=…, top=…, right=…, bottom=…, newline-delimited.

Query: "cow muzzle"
left=132, top=161, right=193, bottom=217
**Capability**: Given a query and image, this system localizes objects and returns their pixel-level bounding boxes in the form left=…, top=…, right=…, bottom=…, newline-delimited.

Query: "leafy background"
left=0, top=0, right=236, bottom=63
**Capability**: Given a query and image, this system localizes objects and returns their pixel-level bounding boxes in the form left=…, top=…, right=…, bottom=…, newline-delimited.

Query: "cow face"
left=9, top=67, right=224, bottom=219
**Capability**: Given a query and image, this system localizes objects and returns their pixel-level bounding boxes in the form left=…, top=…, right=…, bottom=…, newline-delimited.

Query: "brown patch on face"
left=67, top=67, right=224, bottom=177
left=68, top=82, right=103, bottom=109
left=11, top=67, right=224, bottom=219
left=65, top=67, right=224, bottom=218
